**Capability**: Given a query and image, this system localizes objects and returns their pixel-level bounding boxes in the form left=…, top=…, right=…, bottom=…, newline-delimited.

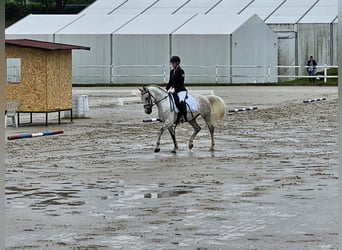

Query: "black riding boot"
left=175, top=101, right=187, bottom=125
left=179, top=101, right=188, bottom=123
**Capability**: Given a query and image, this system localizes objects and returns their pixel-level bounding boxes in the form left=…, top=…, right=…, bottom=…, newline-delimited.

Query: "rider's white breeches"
left=177, top=91, right=187, bottom=102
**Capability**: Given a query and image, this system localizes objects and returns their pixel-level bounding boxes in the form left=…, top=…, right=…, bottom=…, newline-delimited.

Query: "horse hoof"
left=189, top=144, right=193, bottom=150
left=171, top=150, right=177, bottom=154
left=154, top=148, right=160, bottom=153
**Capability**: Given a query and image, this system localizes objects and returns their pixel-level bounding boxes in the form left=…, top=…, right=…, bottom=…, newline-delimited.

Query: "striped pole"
left=303, top=97, right=326, bottom=103
left=229, top=106, right=258, bottom=113
left=143, top=118, right=162, bottom=123
left=7, top=130, right=64, bottom=140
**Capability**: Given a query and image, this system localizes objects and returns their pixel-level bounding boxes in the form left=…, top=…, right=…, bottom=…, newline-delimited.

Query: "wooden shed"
left=5, top=39, right=90, bottom=125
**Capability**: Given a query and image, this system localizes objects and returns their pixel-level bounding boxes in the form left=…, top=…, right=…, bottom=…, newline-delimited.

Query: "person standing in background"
left=307, top=56, right=317, bottom=83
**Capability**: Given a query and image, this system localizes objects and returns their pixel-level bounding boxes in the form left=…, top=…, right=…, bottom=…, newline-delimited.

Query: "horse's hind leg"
left=188, top=119, right=201, bottom=150
left=168, top=126, right=178, bottom=153
left=204, top=117, right=215, bottom=151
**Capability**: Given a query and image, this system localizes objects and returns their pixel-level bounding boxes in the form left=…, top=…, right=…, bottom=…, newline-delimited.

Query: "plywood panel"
left=46, top=51, right=72, bottom=110
left=5, top=45, right=72, bottom=112
left=5, top=45, right=48, bottom=112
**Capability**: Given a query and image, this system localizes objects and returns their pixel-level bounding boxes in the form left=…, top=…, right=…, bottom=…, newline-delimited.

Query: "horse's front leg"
left=154, top=126, right=165, bottom=153
left=168, top=126, right=178, bottom=153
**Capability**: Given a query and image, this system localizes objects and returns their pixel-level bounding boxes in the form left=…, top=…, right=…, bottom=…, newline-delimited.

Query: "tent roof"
left=80, top=0, right=127, bottom=15
left=114, top=14, right=195, bottom=34
left=299, top=0, right=338, bottom=23
left=173, top=14, right=260, bottom=35
left=56, top=14, right=136, bottom=34
left=110, top=0, right=158, bottom=15
left=6, top=14, right=80, bottom=34
left=6, top=0, right=340, bottom=36
left=238, top=0, right=284, bottom=20
left=143, top=0, right=189, bottom=14
left=266, top=0, right=314, bottom=24
left=5, top=39, right=90, bottom=51
left=174, top=0, right=221, bottom=14
left=208, top=0, right=252, bottom=15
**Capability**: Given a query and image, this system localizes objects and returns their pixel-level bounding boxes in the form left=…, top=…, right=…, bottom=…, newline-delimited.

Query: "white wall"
left=297, top=23, right=332, bottom=75
left=171, top=35, right=231, bottom=83
left=55, top=34, right=111, bottom=83
left=112, top=34, right=170, bottom=84
left=232, top=16, right=278, bottom=83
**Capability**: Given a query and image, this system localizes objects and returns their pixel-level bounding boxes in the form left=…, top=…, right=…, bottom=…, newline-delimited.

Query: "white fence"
left=72, top=64, right=338, bottom=84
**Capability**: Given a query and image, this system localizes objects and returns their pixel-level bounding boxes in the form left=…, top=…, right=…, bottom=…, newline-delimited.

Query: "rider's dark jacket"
left=166, top=66, right=186, bottom=93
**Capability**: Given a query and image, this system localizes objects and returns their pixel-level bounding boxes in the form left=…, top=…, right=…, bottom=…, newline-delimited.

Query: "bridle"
left=143, top=88, right=169, bottom=110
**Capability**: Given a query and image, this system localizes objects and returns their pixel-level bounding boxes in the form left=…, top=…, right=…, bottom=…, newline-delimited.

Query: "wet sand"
left=5, top=86, right=338, bottom=249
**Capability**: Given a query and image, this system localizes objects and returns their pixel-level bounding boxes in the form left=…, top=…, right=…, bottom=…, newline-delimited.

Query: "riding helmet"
left=170, top=56, right=181, bottom=64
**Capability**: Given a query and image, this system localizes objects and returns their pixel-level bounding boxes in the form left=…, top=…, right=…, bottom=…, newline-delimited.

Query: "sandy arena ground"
left=5, top=86, right=338, bottom=250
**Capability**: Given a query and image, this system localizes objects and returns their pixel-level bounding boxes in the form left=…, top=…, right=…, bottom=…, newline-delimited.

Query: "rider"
left=166, top=56, right=188, bottom=124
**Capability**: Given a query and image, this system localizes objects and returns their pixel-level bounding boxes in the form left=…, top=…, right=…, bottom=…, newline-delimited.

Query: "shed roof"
left=5, top=39, right=90, bottom=51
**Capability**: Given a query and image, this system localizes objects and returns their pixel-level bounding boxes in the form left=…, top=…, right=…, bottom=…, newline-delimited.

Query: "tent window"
left=7, top=58, right=21, bottom=83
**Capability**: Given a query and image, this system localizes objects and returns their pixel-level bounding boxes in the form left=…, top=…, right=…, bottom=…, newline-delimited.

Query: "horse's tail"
left=207, top=95, right=226, bottom=124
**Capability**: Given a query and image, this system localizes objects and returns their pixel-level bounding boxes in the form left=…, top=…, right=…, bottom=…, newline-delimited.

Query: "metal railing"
left=72, top=64, right=338, bottom=84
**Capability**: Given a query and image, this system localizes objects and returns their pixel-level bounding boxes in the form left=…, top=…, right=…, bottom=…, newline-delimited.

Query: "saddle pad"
left=172, top=95, right=199, bottom=113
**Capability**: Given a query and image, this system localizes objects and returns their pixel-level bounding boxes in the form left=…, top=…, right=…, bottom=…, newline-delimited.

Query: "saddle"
left=168, top=92, right=198, bottom=113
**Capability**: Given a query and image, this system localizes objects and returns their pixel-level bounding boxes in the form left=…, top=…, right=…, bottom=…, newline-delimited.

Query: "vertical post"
left=324, top=64, right=328, bottom=83
left=338, top=0, right=342, bottom=248
left=215, top=64, right=218, bottom=84
left=0, top=0, right=5, bottom=248
left=267, top=64, right=271, bottom=82
left=163, top=65, right=167, bottom=84
left=294, top=26, right=299, bottom=78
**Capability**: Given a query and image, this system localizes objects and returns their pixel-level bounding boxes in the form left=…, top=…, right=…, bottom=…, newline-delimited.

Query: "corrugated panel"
left=6, top=14, right=79, bottom=34
left=80, top=0, right=127, bottom=14
left=56, top=14, right=135, bottom=34
left=173, top=14, right=258, bottom=34
left=208, top=0, right=253, bottom=15
left=175, top=0, right=221, bottom=14
left=299, top=0, right=338, bottom=23
left=267, top=0, right=315, bottom=24
left=114, top=14, right=194, bottom=34
left=144, top=0, right=189, bottom=14
left=239, top=0, right=284, bottom=20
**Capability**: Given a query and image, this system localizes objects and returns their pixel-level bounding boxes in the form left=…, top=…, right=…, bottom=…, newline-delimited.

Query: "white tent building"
left=172, top=14, right=278, bottom=83
left=55, top=14, right=136, bottom=83
left=5, top=0, right=338, bottom=84
left=112, top=14, right=195, bottom=83
left=111, top=14, right=277, bottom=84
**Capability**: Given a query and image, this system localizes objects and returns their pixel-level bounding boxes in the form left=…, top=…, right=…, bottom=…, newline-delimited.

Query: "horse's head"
left=139, top=87, right=153, bottom=114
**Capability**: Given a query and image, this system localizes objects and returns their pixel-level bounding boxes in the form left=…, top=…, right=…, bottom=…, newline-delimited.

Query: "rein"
left=144, top=88, right=169, bottom=109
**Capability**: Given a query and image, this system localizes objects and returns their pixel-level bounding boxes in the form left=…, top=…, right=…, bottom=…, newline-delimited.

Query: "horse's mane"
left=147, top=85, right=168, bottom=94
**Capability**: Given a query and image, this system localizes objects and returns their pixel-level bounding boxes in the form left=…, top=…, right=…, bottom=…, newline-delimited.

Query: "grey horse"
left=140, top=86, right=226, bottom=153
